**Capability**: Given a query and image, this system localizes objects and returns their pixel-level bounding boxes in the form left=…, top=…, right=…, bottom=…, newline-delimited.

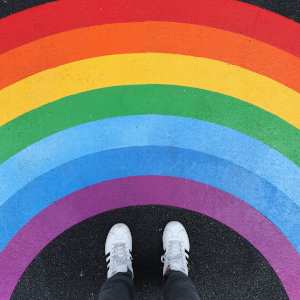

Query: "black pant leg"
left=163, top=270, right=201, bottom=300
left=98, top=271, right=134, bottom=300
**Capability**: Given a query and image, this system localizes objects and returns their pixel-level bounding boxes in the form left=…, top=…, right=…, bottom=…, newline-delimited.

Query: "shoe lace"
left=107, top=242, right=132, bottom=274
left=161, top=240, right=189, bottom=272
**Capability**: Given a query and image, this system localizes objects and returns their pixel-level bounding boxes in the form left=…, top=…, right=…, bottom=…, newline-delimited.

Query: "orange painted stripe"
left=1, top=22, right=300, bottom=92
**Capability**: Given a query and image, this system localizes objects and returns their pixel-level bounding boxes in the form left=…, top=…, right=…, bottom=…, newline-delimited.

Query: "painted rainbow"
left=0, top=1, right=300, bottom=299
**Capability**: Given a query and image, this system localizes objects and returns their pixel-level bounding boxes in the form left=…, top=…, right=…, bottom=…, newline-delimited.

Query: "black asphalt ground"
left=12, top=206, right=288, bottom=300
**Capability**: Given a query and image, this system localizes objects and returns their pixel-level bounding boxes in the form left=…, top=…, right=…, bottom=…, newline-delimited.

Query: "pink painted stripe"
left=0, top=176, right=299, bottom=299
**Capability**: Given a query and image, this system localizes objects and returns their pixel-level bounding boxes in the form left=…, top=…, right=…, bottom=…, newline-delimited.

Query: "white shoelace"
left=161, top=240, right=189, bottom=275
left=107, top=242, right=132, bottom=277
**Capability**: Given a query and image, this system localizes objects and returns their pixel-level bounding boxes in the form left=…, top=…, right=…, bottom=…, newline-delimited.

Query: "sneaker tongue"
left=114, top=243, right=127, bottom=257
left=168, top=240, right=182, bottom=258
left=109, top=243, right=132, bottom=277
left=111, top=243, right=128, bottom=264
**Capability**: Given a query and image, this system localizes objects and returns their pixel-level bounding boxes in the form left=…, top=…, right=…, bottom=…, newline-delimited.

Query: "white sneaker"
left=105, top=223, right=133, bottom=279
left=161, top=221, right=190, bottom=276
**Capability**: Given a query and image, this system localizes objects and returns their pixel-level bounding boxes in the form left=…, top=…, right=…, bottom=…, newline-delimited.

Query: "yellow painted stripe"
left=1, top=53, right=299, bottom=128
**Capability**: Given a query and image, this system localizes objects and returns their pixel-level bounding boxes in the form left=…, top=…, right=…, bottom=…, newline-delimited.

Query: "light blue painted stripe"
left=0, top=115, right=299, bottom=207
left=0, top=146, right=299, bottom=252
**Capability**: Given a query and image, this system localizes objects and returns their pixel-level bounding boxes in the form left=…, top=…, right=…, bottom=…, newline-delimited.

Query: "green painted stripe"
left=0, top=84, right=299, bottom=165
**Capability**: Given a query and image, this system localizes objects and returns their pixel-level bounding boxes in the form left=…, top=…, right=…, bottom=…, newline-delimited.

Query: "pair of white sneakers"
left=105, top=221, right=190, bottom=279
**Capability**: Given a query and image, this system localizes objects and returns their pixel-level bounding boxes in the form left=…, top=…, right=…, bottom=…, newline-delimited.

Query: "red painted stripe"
left=0, top=0, right=299, bottom=56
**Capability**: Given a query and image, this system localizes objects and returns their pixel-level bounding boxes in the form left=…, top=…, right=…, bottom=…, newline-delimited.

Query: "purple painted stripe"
left=0, top=176, right=299, bottom=299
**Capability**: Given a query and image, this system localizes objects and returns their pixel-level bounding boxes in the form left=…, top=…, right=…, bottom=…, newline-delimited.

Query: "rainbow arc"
left=0, top=1, right=300, bottom=299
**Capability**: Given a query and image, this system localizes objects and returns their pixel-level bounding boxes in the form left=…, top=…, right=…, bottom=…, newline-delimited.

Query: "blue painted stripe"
left=0, top=115, right=299, bottom=207
left=0, top=146, right=299, bottom=253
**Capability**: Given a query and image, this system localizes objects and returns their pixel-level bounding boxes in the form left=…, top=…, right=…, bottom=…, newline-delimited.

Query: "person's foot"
left=161, top=221, right=190, bottom=276
left=105, top=223, right=133, bottom=278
